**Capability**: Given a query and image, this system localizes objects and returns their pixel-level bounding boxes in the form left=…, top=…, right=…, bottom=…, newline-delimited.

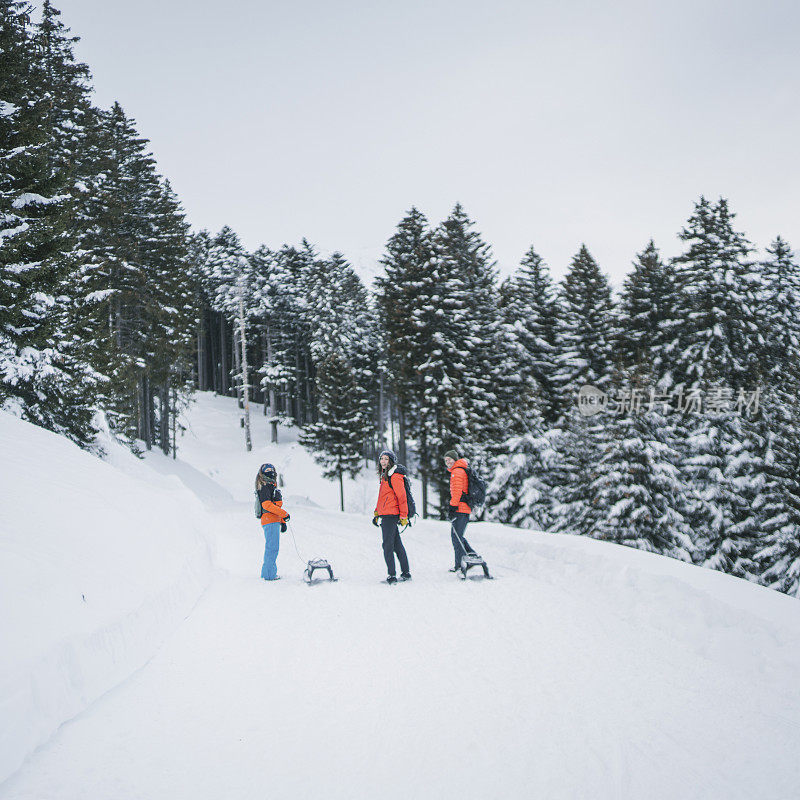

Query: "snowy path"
left=2, top=498, right=799, bottom=799
left=2, top=395, right=799, bottom=799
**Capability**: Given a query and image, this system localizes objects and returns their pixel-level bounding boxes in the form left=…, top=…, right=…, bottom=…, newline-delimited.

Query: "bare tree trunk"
left=398, top=404, right=407, bottom=465
left=143, top=375, right=152, bottom=451
left=160, top=383, right=169, bottom=455
left=295, top=342, right=303, bottom=423
left=303, top=351, right=313, bottom=423
left=209, top=312, right=220, bottom=392
left=266, top=323, right=278, bottom=443
left=137, top=379, right=144, bottom=442
left=196, top=323, right=205, bottom=390
left=233, top=327, right=243, bottom=409
left=339, top=472, right=344, bottom=512
left=389, top=396, right=397, bottom=452
left=171, top=384, right=178, bottom=460
left=220, top=318, right=229, bottom=395
left=378, top=373, right=386, bottom=448
left=237, top=273, right=252, bottom=452
left=420, top=430, right=428, bottom=519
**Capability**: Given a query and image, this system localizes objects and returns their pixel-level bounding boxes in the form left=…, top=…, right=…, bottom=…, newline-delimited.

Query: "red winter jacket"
left=448, top=458, right=472, bottom=514
left=374, top=468, right=409, bottom=518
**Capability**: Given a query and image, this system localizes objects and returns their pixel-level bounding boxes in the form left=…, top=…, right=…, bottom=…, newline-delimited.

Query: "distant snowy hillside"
left=1, top=393, right=799, bottom=799
left=172, top=392, right=385, bottom=512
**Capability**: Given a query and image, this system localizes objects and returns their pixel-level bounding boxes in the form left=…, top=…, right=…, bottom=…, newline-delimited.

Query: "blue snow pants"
left=261, top=522, right=280, bottom=580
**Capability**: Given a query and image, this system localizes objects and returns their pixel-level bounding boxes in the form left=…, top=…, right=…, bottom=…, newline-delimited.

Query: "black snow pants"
left=450, top=512, right=475, bottom=568
left=381, top=515, right=410, bottom=577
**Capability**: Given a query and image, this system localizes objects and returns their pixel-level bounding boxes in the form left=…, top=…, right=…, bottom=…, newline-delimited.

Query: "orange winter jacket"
left=374, top=468, right=409, bottom=518
left=448, top=459, right=472, bottom=514
left=259, top=485, right=289, bottom=525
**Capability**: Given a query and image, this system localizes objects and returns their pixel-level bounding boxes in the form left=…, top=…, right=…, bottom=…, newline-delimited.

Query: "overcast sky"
left=58, top=0, right=799, bottom=287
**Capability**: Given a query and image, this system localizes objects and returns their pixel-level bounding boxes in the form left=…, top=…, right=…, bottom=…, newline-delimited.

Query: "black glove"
left=280, top=521, right=287, bottom=533
left=283, top=513, right=290, bottom=522
left=448, top=505, right=459, bottom=521
left=372, top=514, right=380, bottom=527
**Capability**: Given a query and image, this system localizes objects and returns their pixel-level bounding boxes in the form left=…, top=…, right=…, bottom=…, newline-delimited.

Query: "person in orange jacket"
left=372, top=449, right=411, bottom=584
left=256, top=463, right=290, bottom=580
left=444, top=449, right=476, bottom=572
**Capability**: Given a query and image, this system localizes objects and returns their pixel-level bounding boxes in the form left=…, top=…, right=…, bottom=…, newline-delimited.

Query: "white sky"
left=59, top=0, right=800, bottom=287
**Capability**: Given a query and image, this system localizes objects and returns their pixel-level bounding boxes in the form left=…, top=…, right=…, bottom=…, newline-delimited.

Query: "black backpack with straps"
left=388, top=464, right=417, bottom=520
left=459, top=464, right=487, bottom=508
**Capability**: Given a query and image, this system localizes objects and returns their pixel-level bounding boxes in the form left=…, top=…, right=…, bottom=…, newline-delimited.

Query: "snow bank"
left=0, top=413, right=213, bottom=784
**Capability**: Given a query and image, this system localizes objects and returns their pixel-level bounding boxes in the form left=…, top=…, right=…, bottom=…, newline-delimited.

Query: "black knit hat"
left=444, top=449, right=459, bottom=461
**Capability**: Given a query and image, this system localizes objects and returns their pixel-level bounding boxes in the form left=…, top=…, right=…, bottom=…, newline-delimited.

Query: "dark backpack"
left=460, top=465, right=487, bottom=508
left=254, top=483, right=281, bottom=518
left=389, top=464, right=417, bottom=520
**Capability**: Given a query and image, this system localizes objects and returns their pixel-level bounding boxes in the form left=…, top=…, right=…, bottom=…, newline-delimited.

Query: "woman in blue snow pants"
left=255, top=463, right=290, bottom=581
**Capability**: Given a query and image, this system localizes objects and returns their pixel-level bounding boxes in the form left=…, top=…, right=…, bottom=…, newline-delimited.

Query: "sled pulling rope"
left=287, top=522, right=338, bottom=584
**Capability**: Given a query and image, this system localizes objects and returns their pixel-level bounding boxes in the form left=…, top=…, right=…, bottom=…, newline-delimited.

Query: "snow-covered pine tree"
left=754, top=238, right=800, bottom=595
left=75, top=103, right=164, bottom=446
left=436, top=205, right=506, bottom=451
left=375, top=206, right=434, bottom=466
left=34, top=1, right=93, bottom=177
left=498, top=245, right=561, bottom=426
left=757, top=381, right=800, bottom=596
left=300, top=251, right=376, bottom=500
left=255, top=243, right=303, bottom=428
left=401, top=206, right=473, bottom=516
left=299, top=351, right=366, bottom=512
left=552, top=244, right=616, bottom=419
left=0, top=0, right=99, bottom=446
left=679, top=386, right=766, bottom=580
left=142, top=179, right=197, bottom=455
left=548, top=417, right=608, bottom=537
left=189, top=229, right=215, bottom=390
left=546, top=245, right=616, bottom=535
left=205, top=226, right=251, bottom=319
left=667, top=198, right=767, bottom=576
left=343, top=274, right=382, bottom=464
left=308, top=251, right=376, bottom=434
left=616, top=240, right=682, bottom=381
left=487, top=246, right=561, bottom=527
left=589, top=368, right=693, bottom=560
left=203, top=226, right=265, bottom=448
left=670, top=197, right=762, bottom=393
left=268, top=240, right=318, bottom=424
left=756, top=237, right=800, bottom=384
left=593, top=240, right=696, bottom=559
left=248, top=242, right=284, bottom=438
left=486, top=420, right=560, bottom=531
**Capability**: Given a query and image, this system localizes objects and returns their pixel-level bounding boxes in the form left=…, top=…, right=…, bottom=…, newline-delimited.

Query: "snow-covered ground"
left=1, top=393, right=799, bottom=799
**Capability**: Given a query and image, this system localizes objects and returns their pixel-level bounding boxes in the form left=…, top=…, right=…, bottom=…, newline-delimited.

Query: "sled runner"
left=304, top=558, right=337, bottom=584
left=459, top=552, right=493, bottom=580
